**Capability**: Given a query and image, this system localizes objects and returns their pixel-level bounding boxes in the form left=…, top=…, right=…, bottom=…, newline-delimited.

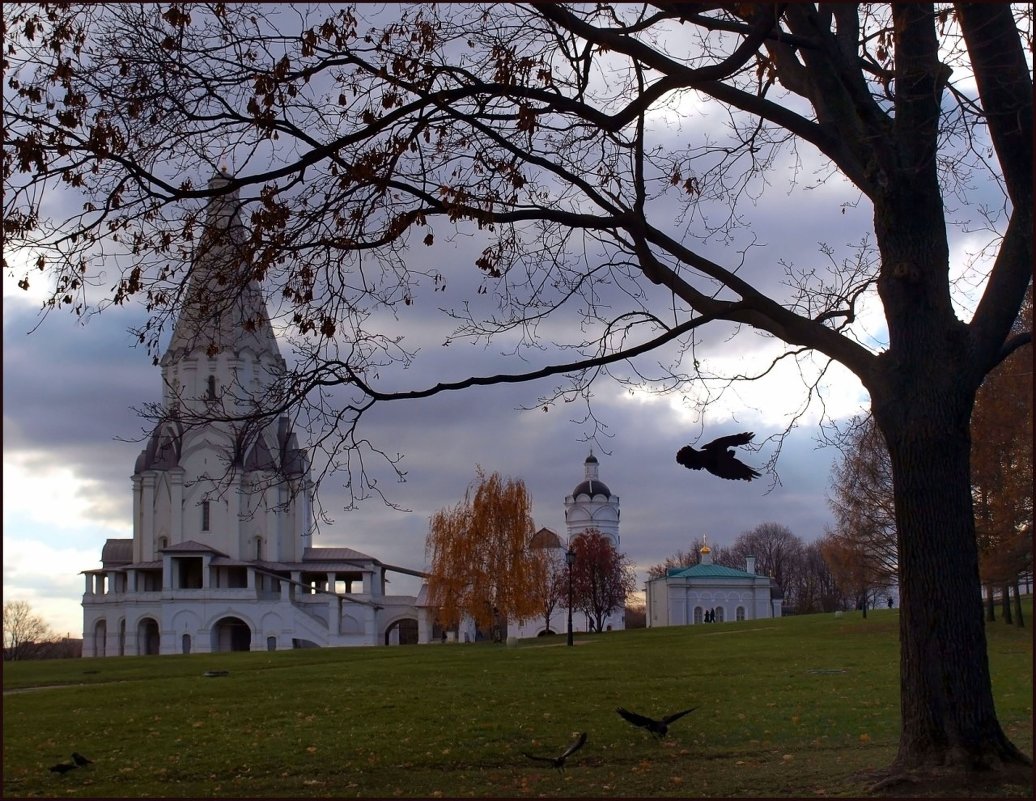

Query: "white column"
left=132, top=475, right=143, bottom=562
left=140, top=473, right=156, bottom=554
left=169, top=469, right=184, bottom=542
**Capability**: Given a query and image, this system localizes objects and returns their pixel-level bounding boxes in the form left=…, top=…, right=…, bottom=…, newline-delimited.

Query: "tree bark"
left=876, top=400, right=1030, bottom=770
left=1012, top=584, right=1024, bottom=629
left=1001, top=585, right=1013, bottom=625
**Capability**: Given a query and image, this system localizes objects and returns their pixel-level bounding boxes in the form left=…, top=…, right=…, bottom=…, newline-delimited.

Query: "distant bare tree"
left=792, top=540, right=848, bottom=614
left=530, top=545, right=568, bottom=635
left=729, top=523, right=804, bottom=600
left=3, top=601, right=55, bottom=661
left=827, top=417, right=898, bottom=588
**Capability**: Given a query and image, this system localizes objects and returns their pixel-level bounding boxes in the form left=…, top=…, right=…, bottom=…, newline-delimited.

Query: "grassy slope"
left=2, top=605, right=1032, bottom=798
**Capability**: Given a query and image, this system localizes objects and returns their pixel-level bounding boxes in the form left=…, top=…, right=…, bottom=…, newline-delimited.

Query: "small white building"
left=645, top=542, right=783, bottom=627
left=81, top=171, right=422, bottom=656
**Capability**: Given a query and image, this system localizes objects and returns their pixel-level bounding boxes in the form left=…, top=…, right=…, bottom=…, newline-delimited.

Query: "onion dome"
left=572, top=451, right=611, bottom=497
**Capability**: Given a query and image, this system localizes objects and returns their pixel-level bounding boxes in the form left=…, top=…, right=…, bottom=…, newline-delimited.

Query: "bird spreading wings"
left=522, top=731, right=587, bottom=771
left=676, top=432, right=760, bottom=481
left=616, top=707, right=697, bottom=738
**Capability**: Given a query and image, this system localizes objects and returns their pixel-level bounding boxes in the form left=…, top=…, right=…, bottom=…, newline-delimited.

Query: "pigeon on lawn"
left=522, top=731, right=587, bottom=771
left=676, top=432, right=760, bottom=481
left=616, top=706, right=697, bottom=738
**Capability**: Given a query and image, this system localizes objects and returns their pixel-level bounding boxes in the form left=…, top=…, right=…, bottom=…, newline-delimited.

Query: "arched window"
left=157, top=536, right=168, bottom=552
left=693, top=606, right=703, bottom=624
left=715, top=607, right=725, bottom=623
left=201, top=500, right=210, bottom=532
left=206, top=375, right=217, bottom=401
left=736, top=606, right=746, bottom=622
left=255, top=537, right=264, bottom=560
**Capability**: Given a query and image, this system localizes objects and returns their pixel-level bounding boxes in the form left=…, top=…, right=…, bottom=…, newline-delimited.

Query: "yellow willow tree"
left=425, top=468, right=542, bottom=632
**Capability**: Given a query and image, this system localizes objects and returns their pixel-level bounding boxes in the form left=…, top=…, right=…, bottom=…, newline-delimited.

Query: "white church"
left=81, top=172, right=643, bottom=655
left=645, top=539, right=783, bottom=627
left=81, top=172, right=425, bottom=656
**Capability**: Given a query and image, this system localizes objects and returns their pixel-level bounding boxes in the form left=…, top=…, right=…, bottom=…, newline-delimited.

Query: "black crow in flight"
left=676, top=432, right=760, bottom=481
left=522, top=732, right=587, bottom=771
left=616, top=706, right=697, bottom=738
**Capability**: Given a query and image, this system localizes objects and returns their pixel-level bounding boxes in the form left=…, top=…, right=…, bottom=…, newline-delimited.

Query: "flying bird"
left=71, top=753, right=93, bottom=767
left=522, top=731, right=587, bottom=771
left=49, top=763, right=77, bottom=775
left=676, top=432, right=761, bottom=481
left=616, top=706, right=697, bottom=738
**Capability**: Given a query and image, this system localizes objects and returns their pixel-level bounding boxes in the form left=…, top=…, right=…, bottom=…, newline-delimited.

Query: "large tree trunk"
left=1012, top=583, right=1024, bottom=629
left=875, top=399, right=1029, bottom=771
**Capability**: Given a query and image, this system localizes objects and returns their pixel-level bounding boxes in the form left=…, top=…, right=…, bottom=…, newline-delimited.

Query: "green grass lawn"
left=3, top=606, right=1032, bottom=798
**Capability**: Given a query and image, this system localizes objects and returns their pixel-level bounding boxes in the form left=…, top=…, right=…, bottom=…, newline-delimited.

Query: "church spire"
left=584, top=450, right=599, bottom=481
left=163, top=169, right=279, bottom=365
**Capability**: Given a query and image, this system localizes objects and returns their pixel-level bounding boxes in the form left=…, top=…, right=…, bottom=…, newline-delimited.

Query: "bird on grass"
left=676, top=432, right=760, bottom=481
left=522, top=731, right=587, bottom=772
left=48, top=763, right=77, bottom=775
left=71, top=753, right=93, bottom=767
left=616, top=707, right=697, bottom=738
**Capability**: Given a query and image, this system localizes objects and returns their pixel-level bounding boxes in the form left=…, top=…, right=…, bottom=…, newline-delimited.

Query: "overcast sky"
left=3, top=5, right=1002, bottom=639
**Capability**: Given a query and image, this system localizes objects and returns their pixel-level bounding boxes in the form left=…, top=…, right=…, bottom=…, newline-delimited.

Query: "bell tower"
left=563, top=451, right=620, bottom=547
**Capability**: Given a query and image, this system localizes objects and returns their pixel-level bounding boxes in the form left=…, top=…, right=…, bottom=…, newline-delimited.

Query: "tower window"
left=201, top=500, right=210, bottom=532
left=206, top=375, right=217, bottom=401
left=255, top=537, right=264, bottom=560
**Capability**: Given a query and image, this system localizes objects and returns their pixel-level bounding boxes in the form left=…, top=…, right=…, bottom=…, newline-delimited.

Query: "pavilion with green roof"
left=645, top=540, right=783, bottom=628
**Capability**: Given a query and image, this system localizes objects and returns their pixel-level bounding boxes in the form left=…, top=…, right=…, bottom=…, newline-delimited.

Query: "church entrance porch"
left=384, top=618, right=419, bottom=645
left=211, top=616, right=252, bottom=652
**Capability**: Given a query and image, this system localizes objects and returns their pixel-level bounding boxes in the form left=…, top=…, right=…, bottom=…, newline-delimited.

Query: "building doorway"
left=211, top=617, right=251, bottom=652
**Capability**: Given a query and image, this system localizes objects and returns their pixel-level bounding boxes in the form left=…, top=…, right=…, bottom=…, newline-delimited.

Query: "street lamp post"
left=565, top=547, right=575, bottom=647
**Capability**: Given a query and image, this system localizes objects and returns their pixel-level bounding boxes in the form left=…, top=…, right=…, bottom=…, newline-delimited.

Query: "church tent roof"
left=163, top=171, right=280, bottom=364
